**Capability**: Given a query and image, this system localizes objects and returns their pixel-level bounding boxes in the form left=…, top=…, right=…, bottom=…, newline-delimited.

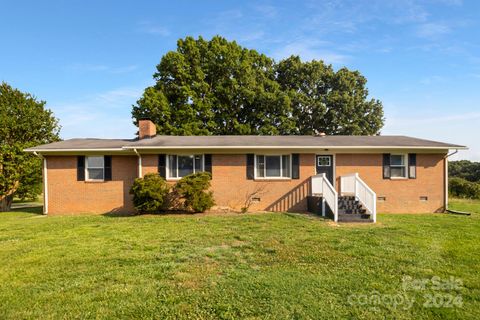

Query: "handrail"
left=340, top=173, right=376, bottom=223
left=311, top=174, right=338, bottom=222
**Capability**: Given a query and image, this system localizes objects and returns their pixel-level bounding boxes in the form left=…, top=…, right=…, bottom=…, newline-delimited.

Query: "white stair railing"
left=340, top=173, right=376, bottom=223
left=311, top=173, right=338, bottom=222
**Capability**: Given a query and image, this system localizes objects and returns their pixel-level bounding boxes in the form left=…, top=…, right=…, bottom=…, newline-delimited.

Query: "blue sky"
left=1, top=0, right=479, bottom=160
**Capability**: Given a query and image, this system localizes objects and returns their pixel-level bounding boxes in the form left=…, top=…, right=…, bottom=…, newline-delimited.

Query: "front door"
left=316, top=155, right=334, bottom=185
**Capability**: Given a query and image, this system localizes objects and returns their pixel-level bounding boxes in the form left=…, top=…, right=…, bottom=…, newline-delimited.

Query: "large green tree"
left=276, top=56, right=384, bottom=135
left=133, top=36, right=384, bottom=136
left=133, top=36, right=294, bottom=135
left=0, top=82, right=60, bottom=211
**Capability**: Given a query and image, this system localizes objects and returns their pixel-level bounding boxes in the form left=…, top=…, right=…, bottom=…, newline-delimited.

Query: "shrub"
left=174, top=172, right=215, bottom=212
left=449, top=177, right=480, bottom=199
left=129, top=173, right=170, bottom=213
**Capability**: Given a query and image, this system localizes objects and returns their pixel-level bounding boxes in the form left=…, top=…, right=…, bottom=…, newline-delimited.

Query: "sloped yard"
left=0, top=200, right=479, bottom=319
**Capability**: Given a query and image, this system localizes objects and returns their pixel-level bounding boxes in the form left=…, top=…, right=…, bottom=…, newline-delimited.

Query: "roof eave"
left=122, top=145, right=468, bottom=150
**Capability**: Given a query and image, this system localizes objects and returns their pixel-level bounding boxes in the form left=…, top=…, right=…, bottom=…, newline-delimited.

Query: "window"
left=167, top=154, right=204, bottom=179
left=255, top=155, right=291, bottom=178
left=86, top=156, right=104, bottom=181
left=317, top=156, right=331, bottom=166
left=390, top=154, right=407, bottom=178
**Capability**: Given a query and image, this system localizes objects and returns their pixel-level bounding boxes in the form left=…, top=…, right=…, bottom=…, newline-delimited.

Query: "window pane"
left=87, top=168, right=104, bottom=180
left=266, top=156, right=281, bottom=177
left=391, top=167, right=406, bottom=178
left=256, top=155, right=265, bottom=177
left=168, top=155, right=177, bottom=178
left=282, top=155, right=290, bottom=177
left=390, top=155, right=404, bottom=166
left=317, top=156, right=330, bottom=166
left=87, top=156, right=104, bottom=168
left=178, top=155, right=194, bottom=177
left=194, top=155, right=202, bottom=173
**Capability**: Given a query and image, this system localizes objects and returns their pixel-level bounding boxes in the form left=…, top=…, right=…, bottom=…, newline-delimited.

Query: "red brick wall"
left=46, top=153, right=446, bottom=214
left=209, top=154, right=315, bottom=212
left=335, top=153, right=446, bottom=213
left=46, top=156, right=137, bottom=214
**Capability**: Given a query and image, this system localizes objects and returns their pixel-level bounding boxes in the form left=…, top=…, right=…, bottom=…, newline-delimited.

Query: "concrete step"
left=338, top=213, right=373, bottom=223
left=338, top=208, right=367, bottom=215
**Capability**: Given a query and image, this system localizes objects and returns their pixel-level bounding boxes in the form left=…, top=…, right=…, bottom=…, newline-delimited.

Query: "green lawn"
left=0, top=201, right=479, bottom=319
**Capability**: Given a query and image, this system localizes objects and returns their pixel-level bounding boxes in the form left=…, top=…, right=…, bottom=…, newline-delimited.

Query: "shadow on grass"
left=10, top=205, right=44, bottom=215
left=102, top=207, right=224, bottom=218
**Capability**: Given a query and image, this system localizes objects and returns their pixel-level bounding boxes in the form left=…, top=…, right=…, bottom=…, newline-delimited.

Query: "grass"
left=0, top=200, right=479, bottom=319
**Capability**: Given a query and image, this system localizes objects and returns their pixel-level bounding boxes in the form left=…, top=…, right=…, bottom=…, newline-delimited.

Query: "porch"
left=308, top=173, right=377, bottom=223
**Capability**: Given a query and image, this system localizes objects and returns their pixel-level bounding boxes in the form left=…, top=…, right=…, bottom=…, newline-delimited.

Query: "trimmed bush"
left=174, top=172, right=215, bottom=212
left=129, top=173, right=170, bottom=213
left=449, top=177, right=480, bottom=199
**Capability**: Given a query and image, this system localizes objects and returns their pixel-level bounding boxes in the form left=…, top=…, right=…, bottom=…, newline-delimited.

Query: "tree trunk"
left=0, top=195, right=13, bottom=212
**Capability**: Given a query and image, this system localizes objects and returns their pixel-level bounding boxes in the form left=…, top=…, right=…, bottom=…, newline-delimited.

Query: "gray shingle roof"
left=25, top=135, right=466, bottom=152
left=25, top=138, right=135, bottom=150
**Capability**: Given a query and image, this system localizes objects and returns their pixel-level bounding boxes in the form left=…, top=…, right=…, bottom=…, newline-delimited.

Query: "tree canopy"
left=0, top=82, right=60, bottom=211
left=132, top=36, right=384, bottom=136
left=449, top=160, right=480, bottom=183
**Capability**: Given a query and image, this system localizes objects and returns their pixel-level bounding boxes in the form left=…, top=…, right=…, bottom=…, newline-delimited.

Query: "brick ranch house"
left=25, top=119, right=466, bottom=222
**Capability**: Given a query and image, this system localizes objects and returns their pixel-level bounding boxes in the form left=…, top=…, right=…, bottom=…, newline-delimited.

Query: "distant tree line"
left=449, top=160, right=480, bottom=199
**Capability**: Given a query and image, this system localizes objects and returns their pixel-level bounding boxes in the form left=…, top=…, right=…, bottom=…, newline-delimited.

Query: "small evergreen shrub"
left=129, top=173, right=170, bottom=213
left=449, top=177, right=480, bottom=199
left=174, top=172, right=215, bottom=212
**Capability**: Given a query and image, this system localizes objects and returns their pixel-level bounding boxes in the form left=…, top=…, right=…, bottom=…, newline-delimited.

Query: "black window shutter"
left=246, top=154, right=254, bottom=180
left=382, top=154, right=390, bottom=179
left=77, top=156, right=85, bottom=181
left=408, top=154, right=417, bottom=179
left=104, top=156, right=112, bottom=181
left=204, top=154, right=212, bottom=175
left=158, top=154, right=166, bottom=178
left=292, top=154, right=300, bottom=179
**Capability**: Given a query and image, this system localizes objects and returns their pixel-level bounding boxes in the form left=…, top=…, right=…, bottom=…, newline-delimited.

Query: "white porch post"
left=134, top=148, right=142, bottom=178
left=43, top=157, right=48, bottom=215
left=322, top=198, right=326, bottom=217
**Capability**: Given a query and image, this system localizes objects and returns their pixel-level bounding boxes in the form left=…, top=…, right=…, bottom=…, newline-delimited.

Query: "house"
left=25, top=119, right=466, bottom=222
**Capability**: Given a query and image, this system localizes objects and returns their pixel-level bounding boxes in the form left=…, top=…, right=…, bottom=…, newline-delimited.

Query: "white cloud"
left=271, top=40, right=349, bottom=64
left=383, top=111, right=480, bottom=161
left=252, top=4, right=278, bottom=18
left=51, top=86, right=148, bottom=139
left=66, top=63, right=138, bottom=74
left=416, top=22, right=451, bottom=38
left=137, top=21, right=170, bottom=36
left=420, top=75, right=447, bottom=85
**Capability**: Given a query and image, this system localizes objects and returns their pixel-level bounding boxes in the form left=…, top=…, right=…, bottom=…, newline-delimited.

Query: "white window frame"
left=390, top=154, right=408, bottom=179
left=85, top=156, right=105, bottom=181
left=254, top=154, right=292, bottom=179
left=166, top=154, right=204, bottom=180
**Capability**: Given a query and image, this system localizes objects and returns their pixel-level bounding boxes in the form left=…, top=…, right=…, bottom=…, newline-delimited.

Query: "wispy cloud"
left=420, top=75, right=447, bottom=85
left=396, top=112, right=480, bottom=125
left=252, top=4, right=278, bottom=18
left=66, top=63, right=138, bottom=74
left=434, top=0, right=463, bottom=5
left=416, top=22, right=451, bottom=38
left=52, top=86, right=148, bottom=139
left=272, top=40, right=349, bottom=64
left=137, top=21, right=170, bottom=36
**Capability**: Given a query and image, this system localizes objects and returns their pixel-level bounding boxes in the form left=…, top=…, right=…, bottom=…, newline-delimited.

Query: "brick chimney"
left=138, top=119, right=156, bottom=139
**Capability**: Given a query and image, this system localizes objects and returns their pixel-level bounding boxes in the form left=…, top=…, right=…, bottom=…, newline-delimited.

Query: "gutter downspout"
left=133, top=148, right=142, bottom=178
left=33, top=152, right=48, bottom=215
left=444, top=149, right=459, bottom=211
